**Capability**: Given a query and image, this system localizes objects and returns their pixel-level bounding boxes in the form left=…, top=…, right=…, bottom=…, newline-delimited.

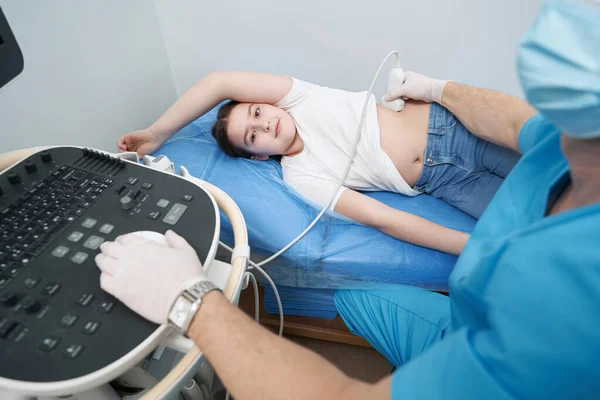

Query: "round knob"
left=0, top=292, right=19, bottom=307
left=21, top=297, right=42, bottom=314
left=120, top=195, right=134, bottom=210
left=7, top=172, right=21, bottom=185
left=40, top=151, right=52, bottom=163
left=25, top=160, right=38, bottom=173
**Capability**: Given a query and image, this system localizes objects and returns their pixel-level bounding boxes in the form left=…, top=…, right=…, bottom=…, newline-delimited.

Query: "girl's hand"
left=117, top=129, right=163, bottom=156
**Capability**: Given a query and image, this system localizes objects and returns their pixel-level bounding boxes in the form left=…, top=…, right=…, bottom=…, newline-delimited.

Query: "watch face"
left=170, top=296, right=192, bottom=326
left=168, top=281, right=217, bottom=331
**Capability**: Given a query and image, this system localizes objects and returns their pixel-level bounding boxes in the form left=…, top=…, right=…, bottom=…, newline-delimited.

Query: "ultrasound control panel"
left=0, top=147, right=217, bottom=383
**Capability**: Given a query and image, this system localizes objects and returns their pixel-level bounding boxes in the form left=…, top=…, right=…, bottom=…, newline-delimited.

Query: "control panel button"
left=132, top=190, right=143, bottom=200
left=64, top=344, right=84, bottom=359
left=126, top=177, right=138, bottom=185
left=83, top=236, right=104, bottom=250
left=18, top=253, right=32, bottom=266
left=0, top=275, right=11, bottom=289
left=7, top=264, right=23, bottom=278
left=51, top=246, right=70, bottom=258
left=81, top=320, right=101, bottom=335
left=97, top=301, right=115, bottom=314
left=157, top=199, right=170, bottom=208
left=38, top=336, right=61, bottom=352
left=162, top=203, right=188, bottom=226
left=99, top=223, right=114, bottom=234
left=0, top=291, right=19, bottom=307
left=81, top=218, right=97, bottom=229
left=25, top=161, right=38, bottom=173
left=42, top=283, right=62, bottom=296
left=59, top=314, right=79, bottom=328
left=20, top=297, right=42, bottom=314
left=141, top=182, right=153, bottom=190
left=40, top=151, right=53, bottom=163
left=7, top=172, right=21, bottom=185
left=0, top=319, right=17, bottom=339
left=67, top=231, right=85, bottom=243
left=115, top=185, right=128, bottom=196
left=69, top=208, right=84, bottom=217
left=8, top=248, right=22, bottom=260
left=120, top=196, right=134, bottom=211
left=22, top=277, right=40, bottom=289
left=71, top=252, right=89, bottom=264
left=7, top=324, right=27, bottom=342
left=148, top=211, right=161, bottom=220
left=77, top=293, right=95, bottom=307
left=181, top=194, right=194, bottom=202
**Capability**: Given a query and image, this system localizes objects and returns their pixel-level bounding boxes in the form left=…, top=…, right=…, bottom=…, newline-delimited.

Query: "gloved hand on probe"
left=95, top=230, right=208, bottom=324
left=384, top=71, right=449, bottom=104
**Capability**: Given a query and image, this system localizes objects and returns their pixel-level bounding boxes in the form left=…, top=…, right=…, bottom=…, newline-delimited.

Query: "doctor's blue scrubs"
left=335, top=114, right=600, bottom=399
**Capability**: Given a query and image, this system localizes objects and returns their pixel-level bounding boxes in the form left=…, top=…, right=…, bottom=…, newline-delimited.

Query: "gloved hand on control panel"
left=95, top=230, right=207, bottom=325
left=384, top=71, right=449, bottom=104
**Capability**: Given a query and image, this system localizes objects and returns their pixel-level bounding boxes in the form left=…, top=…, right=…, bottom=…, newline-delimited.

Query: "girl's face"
left=226, top=103, right=296, bottom=160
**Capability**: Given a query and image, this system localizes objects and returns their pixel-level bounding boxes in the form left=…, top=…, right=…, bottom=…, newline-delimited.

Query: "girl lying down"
left=118, top=71, right=521, bottom=255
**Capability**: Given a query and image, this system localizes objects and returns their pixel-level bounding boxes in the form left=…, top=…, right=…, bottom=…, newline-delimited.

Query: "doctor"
left=97, top=1, right=600, bottom=398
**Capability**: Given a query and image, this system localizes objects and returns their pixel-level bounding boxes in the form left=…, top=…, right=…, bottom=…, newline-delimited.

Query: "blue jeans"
left=413, top=103, right=521, bottom=219
left=334, top=287, right=451, bottom=368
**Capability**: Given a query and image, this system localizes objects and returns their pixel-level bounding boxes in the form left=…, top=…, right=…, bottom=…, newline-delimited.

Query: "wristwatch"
left=168, top=280, right=220, bottom=335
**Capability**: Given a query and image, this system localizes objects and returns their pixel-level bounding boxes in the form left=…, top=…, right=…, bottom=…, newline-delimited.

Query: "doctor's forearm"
left=148, top=72, right=226, bottom=141
left=186, top=291, right=384, bottom=400
left=440, top=82, right=536, bottom=153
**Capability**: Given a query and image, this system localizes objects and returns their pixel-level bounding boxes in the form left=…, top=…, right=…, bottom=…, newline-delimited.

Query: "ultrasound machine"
left=0, top=7, right=249, bottom=400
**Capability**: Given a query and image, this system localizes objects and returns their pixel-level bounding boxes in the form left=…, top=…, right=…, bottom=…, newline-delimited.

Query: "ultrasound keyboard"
left=0, top=147, right=218, bottom=383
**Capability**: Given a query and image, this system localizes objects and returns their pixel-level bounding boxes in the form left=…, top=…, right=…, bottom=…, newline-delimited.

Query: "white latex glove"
left=95, top=230, right=207, bottom=325
left=384, top=71, right=449, bottom=104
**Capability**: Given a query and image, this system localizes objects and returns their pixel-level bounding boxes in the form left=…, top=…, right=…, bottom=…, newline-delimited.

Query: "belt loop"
left=427, top=102, right=439, bottom=134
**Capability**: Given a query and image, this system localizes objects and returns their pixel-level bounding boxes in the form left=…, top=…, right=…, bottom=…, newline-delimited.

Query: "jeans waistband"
left=427, top=102, right=451, bottom=134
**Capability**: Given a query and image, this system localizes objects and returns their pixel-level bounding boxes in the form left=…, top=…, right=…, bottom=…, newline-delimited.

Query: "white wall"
left=154, top=0, right=545, bottom=98
left=0, top=0, right=548, bottom=154
left=0, top=0, right=177, bottom=153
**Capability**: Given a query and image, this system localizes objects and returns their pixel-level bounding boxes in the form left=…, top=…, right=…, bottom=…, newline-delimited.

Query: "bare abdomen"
left=377, top=101, right=430, bottom=187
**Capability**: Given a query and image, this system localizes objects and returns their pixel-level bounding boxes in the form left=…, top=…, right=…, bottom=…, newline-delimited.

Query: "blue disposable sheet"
left=263, top=285, right=338, bottom=320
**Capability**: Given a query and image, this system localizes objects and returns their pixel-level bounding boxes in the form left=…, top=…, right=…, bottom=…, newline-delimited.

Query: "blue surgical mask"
left=517, top=0, right=600, bottom=139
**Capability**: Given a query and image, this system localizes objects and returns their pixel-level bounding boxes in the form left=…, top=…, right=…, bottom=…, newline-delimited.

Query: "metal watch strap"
left=168, top=280, right=220, bottom=335
left=186, top=280, right=219, bottom=301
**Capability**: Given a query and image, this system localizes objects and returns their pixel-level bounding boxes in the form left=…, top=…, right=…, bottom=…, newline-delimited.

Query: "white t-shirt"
left=276, top=78, right=420, bottom=210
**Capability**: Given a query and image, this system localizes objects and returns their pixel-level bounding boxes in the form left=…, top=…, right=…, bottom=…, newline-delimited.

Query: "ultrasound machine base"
left=0, top=146, right=246, bottom=399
